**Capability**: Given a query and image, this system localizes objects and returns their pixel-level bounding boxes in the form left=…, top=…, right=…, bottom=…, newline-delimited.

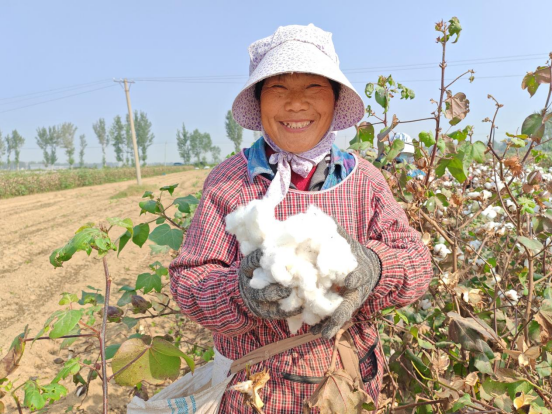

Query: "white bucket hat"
left=232, top=24, right=365, bottom=131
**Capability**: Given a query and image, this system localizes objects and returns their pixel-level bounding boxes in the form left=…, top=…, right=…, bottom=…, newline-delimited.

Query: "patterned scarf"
left=261, top=119, right=336, bottom=205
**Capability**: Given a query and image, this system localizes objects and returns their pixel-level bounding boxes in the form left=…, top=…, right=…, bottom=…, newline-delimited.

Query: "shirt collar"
left=246, top=137, right=348, bottom=182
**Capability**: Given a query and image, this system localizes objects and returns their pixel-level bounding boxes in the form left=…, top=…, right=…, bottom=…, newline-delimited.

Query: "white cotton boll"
left=286, top=314, right=304, bottom=335
left=438, top=236, right=446, bottom=244
left=468, top=240, right=482, bottom=252
left=474, top=258, right=485, bottom=266
left=434, top=243, right=451, bottom=258
left=279, top=289, right=304, bottom=312
left=226, top=198, right=357, bottom=332
left=482, top=190, right=493, bottom=200
left=481, top=206, right=498, bottom=220
left=443, top=181, right=452, bottom=187
left=495, top=181, right=505, bottom=191
left=250, top=268, right=276, bottom=289
left=467, top=191, right=480, bottom=200
left=484, top=182, right=493, bottom=190
left=420, top=299, right=432, bottom=310
left=308, top=290, right=343, bottom=317
left=500, top=289, right=519, bottom=306
left=472, top=177, right=480, bottom=184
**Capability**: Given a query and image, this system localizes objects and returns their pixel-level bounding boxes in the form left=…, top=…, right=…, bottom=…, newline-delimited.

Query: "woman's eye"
left=271, top=84, right=285, bottom=89
left=307, top=84, right=322, bottom=88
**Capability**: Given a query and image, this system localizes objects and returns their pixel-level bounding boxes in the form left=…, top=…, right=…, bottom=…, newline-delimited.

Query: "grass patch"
left=110, top=184, right=156, bottom=200
left=0, top=165, right=193, bottom=199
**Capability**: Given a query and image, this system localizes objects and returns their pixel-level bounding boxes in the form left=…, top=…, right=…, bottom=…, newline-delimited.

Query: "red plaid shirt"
left=169, top=152, right=432, bottom=413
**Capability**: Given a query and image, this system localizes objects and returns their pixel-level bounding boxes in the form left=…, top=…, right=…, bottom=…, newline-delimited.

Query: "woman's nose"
left=284, top=90, right=309, bottom=112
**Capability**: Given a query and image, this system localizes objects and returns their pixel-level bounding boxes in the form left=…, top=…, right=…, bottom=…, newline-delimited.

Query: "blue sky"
left=0, top=0, right=550, bottom=165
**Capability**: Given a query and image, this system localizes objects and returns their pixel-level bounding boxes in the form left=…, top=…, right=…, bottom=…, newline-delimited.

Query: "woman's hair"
left=254, top=76, right=341, bottom=103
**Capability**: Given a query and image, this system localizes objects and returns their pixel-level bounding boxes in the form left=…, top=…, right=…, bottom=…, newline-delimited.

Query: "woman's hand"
left=311, top=223, right=382, bottom=339
left=239, top=249, right=302, bottom=320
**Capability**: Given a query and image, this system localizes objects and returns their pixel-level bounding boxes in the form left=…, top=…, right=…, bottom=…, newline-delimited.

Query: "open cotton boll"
left=250, top=268, right=276, bottom=289
left=226, top=198, right=357, bottom=334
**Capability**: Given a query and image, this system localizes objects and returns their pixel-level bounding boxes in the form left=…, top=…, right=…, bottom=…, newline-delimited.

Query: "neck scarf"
left=261, top=119, right=336, bottom=205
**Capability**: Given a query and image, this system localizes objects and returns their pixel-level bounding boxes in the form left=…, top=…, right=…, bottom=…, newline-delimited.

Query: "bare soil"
left=0, top=169, right=212, bottom=413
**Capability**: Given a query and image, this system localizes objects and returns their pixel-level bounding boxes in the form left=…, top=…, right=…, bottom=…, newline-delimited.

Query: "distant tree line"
left=1, top=109, right=246, bottom=170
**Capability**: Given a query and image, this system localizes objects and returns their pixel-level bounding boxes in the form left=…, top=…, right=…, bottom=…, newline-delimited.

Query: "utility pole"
left=114, top=78, right=142, bottom=185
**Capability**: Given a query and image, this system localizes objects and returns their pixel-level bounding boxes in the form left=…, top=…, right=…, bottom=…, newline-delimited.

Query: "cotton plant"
left=225, top=198, right=358, bottom=334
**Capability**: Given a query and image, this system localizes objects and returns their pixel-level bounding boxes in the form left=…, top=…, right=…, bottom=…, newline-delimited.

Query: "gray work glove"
left=311, top=223, right=382, bottom=339
left=238, top=249, right=303, bottom=320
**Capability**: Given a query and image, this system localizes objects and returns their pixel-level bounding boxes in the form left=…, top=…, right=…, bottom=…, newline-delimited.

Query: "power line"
left=0, top=79, right=111, bottom=103
left=0, top=84, right=118, bottom=114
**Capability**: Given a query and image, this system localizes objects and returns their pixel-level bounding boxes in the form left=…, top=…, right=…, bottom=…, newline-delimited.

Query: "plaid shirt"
left=245, top=137, right=356, bottom=189
left=169, top=151, right=432, bottom=413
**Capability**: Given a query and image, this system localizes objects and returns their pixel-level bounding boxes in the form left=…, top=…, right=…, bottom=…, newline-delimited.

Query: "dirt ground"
left=0, top=169, right=212, bottom=413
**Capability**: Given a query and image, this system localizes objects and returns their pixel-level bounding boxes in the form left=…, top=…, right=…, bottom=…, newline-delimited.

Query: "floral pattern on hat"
left=232, top=24, right=365, bottom=132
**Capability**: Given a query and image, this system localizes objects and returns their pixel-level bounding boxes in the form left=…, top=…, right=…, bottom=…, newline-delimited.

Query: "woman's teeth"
left=282, top=121, right=312, bottom=129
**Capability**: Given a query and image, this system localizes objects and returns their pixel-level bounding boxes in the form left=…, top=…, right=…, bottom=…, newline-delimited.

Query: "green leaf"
left=350, top=122, right=375, bottom=147
left=365, top=82, right=374, bottom=98
left=374, top=85, right=388, bottom=113
left=107, top=217, right=133, bottom=234
left=471, top=141, right=487, bottom=163
left=155, top=217, right=166, bottom=225
left=448, top=17, right=462, bottom=43
left=41, top=383, right=67, bottom=403
left=148, top=224, right=183, bottom=251
left=122, top=317, right=138, bottom=330
left=60, top=327, right=81, bottom=349
left=173, top=195, right=199, bottom=214
left=160, top=184, right=178, bottom=196
left=381, top=139, right=405, bottom=165
left=118, top=231, right=132, bottom=257
left=405, top=349, right=431, bottom=378
left=50, top=227, right=115, bottom=267
left=418, top=131, right=435, bottom=147
left=105, top=344, right=121, bottom=360
left=50, top=310, right=83, bottom=339
left=52, top=358, right=81, bottom=383
left=522, top=113, right=545, bottom=140
left=132, top=223, right=150, bottom=248
left=518, top=236, right=544, bottom=254
left=139, top=200, right=161, bottom=215
left=136, top=273, right=162, bottom=294
left=436, top=137, right=446, bottom=153
left=111, top=337, right=182, bottom=386
left=474, top=353, right=493, bottom=374
left=23, top=381, right=45, bottom=410
left=435, top=158, right=450, bottom=178
left=452, top=393, right=471, bottom=412
left=448, top=126, right=472, bottom=142
left=447, top=152, right=470, bottom=183
left=117, top=289, right=137, bottom=307
left=58, top=292, right=79, bottom=305
left=78, top=290, right=104, bottom=306
left=510, top=137, right=527, bottom=148
left=142, top=190, right=154, bottom=198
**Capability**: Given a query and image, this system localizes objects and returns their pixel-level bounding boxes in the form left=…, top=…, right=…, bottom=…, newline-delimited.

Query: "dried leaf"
left=0, top=326, right=29, bottom=379
left=513, top=392, right=538, bottom=413
left=422, top=232, right=431, bottom=246
left=504, top=336, right=540, bottom=368
left=535, top=300, right=552, bottom=343
left=522, top=66, right=551, bottom=97
left=444, top=92, right=470, bottom=125
left=504, top=157, right=523, bottom=177
left=464, top=372, right=478, bottom=387
left=232, top=368, right=270, bottom=411
left=447, top=312, right=505, bottom=358
left=304, top=369, right=370, bottom=414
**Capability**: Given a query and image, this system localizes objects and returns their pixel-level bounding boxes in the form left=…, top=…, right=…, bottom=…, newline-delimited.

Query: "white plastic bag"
left=127, top=349, right=234, bottom=414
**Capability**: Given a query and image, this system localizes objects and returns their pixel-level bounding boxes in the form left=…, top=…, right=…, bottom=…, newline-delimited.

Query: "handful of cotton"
left=225, top=199, right=358, bottom=334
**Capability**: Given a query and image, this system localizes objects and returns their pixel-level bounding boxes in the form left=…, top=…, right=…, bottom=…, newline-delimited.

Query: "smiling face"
left=259, top=73, right=336, bottom=153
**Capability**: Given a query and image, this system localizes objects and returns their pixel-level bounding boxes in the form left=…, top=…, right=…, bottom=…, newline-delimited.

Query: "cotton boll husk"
left=250, top=268, right=276, bottom=289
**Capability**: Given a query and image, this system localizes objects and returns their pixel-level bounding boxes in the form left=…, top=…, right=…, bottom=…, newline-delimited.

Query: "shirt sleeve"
left=356, top=170, right=433, bottom=320
left=168, top=175, right=261, bottom=337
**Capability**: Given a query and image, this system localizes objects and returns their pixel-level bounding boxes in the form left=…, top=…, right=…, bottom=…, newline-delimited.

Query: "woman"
left=169, top=24, right=432, bottom=413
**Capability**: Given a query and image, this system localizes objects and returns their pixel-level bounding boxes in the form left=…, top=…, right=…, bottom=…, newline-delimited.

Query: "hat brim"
left=232, top=41, right=365, bottom=131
